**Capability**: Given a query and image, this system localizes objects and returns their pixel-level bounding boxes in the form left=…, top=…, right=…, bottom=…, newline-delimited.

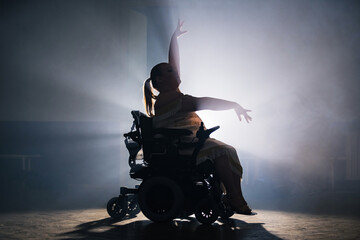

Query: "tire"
left=138, top=176, right=184, bottom=222
left=219, top=194, right=234, bottom=219
left=195, top=198, right=219, bottom=224
left=127, top=195, right=141, bottom=216
left=107, top=196, right=128, bottom=220
left=219, top=205, right=234, bottom=219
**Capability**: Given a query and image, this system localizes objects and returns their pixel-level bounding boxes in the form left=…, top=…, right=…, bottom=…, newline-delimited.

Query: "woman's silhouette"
left=143, top=20, right=252, bottom=214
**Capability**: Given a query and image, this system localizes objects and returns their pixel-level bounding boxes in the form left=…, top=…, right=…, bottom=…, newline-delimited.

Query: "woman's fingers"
left=246, top=114, right=252, bottom=123
left=238, top=111, right=252, bottom=123
left=176, top=19, right=187, bottom=37
left=180, top=29, right=188, bottom=36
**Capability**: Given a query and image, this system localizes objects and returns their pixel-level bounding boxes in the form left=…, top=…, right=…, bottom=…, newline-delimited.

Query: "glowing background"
left=174, top=1, right=359, bottom=163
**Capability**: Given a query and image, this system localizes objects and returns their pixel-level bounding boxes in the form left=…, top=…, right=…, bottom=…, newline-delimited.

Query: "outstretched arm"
left=169, top=20, right=187, bottom=76
left=183, top=96, right=252, bottom=123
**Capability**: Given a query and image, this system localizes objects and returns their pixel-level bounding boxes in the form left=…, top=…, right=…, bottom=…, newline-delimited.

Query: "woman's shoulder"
left=180, top=94, right=198, bottom=112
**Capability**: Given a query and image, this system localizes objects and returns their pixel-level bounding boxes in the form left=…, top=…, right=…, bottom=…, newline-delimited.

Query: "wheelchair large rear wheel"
left=138, top=176, right=184, bottom=222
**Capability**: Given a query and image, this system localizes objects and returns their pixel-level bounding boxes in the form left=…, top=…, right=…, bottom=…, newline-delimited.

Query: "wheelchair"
left=107, top=110, right=234, bottom=224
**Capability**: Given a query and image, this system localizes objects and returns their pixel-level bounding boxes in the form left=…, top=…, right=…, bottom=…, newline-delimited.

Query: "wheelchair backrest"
left=139, top=115, right=153, bottom=140
left=130, top=111, right=154, bottom=161
left=129, top=110, right=211, bottom=166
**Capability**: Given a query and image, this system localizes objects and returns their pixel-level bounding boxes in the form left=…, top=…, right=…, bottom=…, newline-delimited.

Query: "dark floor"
left=0, top=209, right=359, bottom=240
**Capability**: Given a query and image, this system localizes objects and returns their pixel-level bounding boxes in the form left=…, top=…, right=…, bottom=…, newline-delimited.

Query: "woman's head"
left=143, top=63, right=181, bottom=116
left=150, top=62, right=181, bottom=92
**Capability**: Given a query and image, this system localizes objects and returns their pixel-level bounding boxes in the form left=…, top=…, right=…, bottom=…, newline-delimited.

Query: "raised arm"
left=169, top=20, right=187, bottom=76
left=182, top=96, right=253, bottom=123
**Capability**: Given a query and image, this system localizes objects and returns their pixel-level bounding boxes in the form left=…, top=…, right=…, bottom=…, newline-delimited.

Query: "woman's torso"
left=153, top=92, right=203, bottom=136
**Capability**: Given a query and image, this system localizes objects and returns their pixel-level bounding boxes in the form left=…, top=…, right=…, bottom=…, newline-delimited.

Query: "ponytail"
left=143, top=78, right=157, bottom=117
left=144, top=62, right=167, bottom=116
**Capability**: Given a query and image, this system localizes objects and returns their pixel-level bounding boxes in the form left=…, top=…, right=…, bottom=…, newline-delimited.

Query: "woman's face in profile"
left=157, top=64, right=181, bottom=91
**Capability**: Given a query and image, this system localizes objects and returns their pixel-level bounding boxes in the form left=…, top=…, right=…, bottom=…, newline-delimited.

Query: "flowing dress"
left=153, top=92, right=243, bottom=178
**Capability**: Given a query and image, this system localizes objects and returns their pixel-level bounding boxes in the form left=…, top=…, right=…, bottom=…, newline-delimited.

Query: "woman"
left=143, top=20, right=252, bottom=214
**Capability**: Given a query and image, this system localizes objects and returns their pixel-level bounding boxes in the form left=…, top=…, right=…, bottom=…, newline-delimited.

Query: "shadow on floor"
left=59, top=215, right=283, bottom=240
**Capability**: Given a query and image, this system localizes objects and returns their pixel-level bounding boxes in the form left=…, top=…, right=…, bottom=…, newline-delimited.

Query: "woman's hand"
left=235, top=105, right=252, bottom=123
left=174, top=19, right=187, bottom=38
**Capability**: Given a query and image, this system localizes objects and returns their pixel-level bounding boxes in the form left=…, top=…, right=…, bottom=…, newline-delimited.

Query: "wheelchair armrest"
left=153, top=128, right=192, bottom=137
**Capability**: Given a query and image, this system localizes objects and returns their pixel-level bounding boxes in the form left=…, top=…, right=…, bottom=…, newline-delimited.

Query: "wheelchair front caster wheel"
left=195, top=198, right=219, bottom=224
left=219, top=196, right=234, bottom=219
left=219, top=206, right=234, bottom=219
left=127, top=195, right=141, bottom=216
left=107, top=196, right=128, bottom=220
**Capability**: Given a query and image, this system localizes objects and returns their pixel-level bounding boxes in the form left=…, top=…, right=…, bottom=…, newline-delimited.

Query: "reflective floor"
left=0, top=209, right=359, bottom=240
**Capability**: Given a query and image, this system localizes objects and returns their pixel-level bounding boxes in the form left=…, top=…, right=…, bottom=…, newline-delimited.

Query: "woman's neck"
left=159, top=88, right=182, bottom=96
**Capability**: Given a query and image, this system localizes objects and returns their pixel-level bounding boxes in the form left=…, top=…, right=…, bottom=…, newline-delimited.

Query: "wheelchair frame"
left=106, top=110, right=234, bottom=224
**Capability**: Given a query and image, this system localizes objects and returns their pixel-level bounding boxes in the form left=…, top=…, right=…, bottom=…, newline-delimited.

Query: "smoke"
left=1, top=0, right=359, bottom=211
left=172, top=0, right=360, bottom=166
